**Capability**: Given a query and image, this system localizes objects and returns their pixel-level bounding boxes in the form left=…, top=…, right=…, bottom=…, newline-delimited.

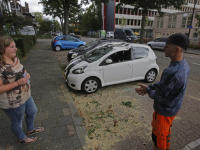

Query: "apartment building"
left=154, top=10, right=200, bottom=39
left=102, top=0, right=200, bottom=37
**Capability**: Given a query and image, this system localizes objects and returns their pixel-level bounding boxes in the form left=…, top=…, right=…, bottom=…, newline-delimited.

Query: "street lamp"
left=188, top=0, right=197, bottom=38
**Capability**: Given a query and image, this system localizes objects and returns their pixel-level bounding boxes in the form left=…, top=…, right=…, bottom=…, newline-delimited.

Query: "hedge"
left=12, top=35, right=36, bottom=60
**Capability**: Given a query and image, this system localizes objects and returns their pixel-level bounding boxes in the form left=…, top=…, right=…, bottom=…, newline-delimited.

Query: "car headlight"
left=72, top=53, right=78, bottom=58
left=72, top=66, right=87, bottom=74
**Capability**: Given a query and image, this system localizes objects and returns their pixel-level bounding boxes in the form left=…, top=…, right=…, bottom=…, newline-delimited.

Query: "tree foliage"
left=39, top=0, right=79, bottom=35
left=117, top=0, right=185, bottom=43
left=0, top=10, right=31, bottom=35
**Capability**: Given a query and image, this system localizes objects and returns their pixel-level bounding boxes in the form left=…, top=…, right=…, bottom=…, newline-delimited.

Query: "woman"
left=0, top=36, right=44, bottom=144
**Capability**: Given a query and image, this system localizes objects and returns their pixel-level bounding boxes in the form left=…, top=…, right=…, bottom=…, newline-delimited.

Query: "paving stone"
left=67, top=125, right=76, bottom=136
left=41, top=119, right=57, bottom=129
left=48, top=109, right=64, bottom=118
left=188, top=141, right=198, bottom=149
left=60, top=135, right=81, bottom=150
left=35, top=112, right=48, bottom=121
left=49, top=126, right=69, bottom=140
left=195, top=138, right=200, bottom=145
left=57, top=116, right=73, bottom=126
left=63, top=108, right=70, bottom=116
left=182, top=145, right=191, bottom=150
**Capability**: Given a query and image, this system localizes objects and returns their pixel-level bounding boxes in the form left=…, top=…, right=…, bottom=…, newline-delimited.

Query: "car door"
left=102, top=50, right=132, bottom=84
left=151, top=38, right=161, bottom=49
left=131, top=47, right=150, bottom=79
left=63, top=36, right=78, bottom=49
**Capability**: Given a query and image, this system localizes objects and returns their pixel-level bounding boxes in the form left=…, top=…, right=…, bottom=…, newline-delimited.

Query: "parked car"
left=134, top=32, right=140, bottom=38
left=114, top=28, right=138, bottom=43
left=147, top=37, right=167, bottom=50
left=69, top=33, right=81, bottom=39
left=51, top=35, right=86, bottom=51
left=65, top=43, right=159, bottom=94
left=106, top=31, right=114, bottom=38
left=67, top=38, right=125, bottom=62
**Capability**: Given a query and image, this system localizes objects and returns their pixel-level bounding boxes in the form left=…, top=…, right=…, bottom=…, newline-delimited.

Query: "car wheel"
left=55, top=46, right=61, bottom=51
left=79, top=45, right=84, bottom=47
left=81, top=77, right=100, bottom=94
left=145, top=69, right=157, bottom=83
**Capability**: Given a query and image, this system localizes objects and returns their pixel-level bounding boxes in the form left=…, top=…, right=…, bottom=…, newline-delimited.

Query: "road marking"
left=192, top=62, right=200, bottom=66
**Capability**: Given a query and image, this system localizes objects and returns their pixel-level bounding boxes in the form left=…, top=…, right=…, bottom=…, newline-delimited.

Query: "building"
left=10, top=1, right=38, bottom=28
left=153, top=10, right=200, bottom=39
left=0, top=0, right=11, bottom=15
left=102, top=0, right=200, bottom=37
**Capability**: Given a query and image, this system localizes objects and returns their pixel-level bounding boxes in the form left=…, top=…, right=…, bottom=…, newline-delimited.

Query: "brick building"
left=153, top=10, right=200, bottom=39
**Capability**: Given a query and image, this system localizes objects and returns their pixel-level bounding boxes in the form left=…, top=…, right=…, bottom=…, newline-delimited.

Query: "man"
left=135, top=33, right=190, bottom=150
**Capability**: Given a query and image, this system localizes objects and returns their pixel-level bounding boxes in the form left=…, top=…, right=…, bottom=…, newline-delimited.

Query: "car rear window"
left=132, top=47, right=149, bottom=59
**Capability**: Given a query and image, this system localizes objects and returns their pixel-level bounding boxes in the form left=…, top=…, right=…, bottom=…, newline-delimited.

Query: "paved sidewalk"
left=0, top=39, right=86, bottom=150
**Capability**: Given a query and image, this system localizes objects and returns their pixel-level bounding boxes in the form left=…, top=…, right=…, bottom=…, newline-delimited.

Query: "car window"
left=65, top=36, right=75, bottom=41
left=154, top=38, right=161, bottom=42
left=84, top=39, right=99, bottom=49
left=107, top=49, right=131, bottom=63
left=58, top=37, right=65, bottom=40
left=132, top=47, right=149, bottom=59
left=124, top=30, right=134, bottom=36
left=98, top=42, right=109, bottom=46
left=84, top=45, right=114, bottom=62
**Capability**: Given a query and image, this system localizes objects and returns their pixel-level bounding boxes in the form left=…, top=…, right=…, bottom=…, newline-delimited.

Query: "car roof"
left=98, top=38, right=125, bottom=42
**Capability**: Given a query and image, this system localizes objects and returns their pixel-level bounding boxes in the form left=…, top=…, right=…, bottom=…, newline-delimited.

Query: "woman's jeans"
left=3, top=96, right=38, bottom=140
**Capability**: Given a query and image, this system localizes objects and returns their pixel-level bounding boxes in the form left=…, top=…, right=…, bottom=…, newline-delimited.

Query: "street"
left=59, top=37, right=200, bottom=149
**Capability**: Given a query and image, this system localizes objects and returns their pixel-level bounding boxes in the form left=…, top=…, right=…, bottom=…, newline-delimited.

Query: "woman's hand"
left=135, top=83, right=148, bottom=96
left=17, top=73, right=31, bottom=85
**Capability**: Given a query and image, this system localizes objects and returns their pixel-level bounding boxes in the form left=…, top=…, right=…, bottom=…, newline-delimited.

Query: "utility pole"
left=188, top=0, right=197, bottom=38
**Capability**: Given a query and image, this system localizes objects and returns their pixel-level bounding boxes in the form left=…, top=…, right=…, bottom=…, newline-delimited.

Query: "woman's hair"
left=0, top=36, right=14, bottom=65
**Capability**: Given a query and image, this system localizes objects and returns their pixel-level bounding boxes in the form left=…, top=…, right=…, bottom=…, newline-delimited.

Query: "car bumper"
left=65, top=73, right=84, bottom=90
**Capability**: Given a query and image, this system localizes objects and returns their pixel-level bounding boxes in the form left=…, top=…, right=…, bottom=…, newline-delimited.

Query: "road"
left=154, top=50, right=200, bottom=82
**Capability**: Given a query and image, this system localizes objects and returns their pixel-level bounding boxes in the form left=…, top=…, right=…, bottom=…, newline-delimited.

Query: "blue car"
left=51, top=35, right=86, bottom=51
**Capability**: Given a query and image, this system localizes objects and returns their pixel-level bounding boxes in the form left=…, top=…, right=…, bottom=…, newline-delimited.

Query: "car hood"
left=67, top=57, right=89, bottom=70
left=147, top=41, right=154, bottom=44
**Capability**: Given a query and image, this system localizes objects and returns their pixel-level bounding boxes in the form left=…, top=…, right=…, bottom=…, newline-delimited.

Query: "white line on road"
left=192, top=62, right=200, bottom=66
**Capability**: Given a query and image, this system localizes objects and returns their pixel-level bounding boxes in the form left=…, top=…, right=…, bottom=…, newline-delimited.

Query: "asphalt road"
left=154, top=50, right=200, bottom=82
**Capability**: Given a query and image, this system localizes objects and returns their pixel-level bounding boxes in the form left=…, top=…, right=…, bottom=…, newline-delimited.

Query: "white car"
left=65, top=43, right=159, bottom=94
left=106, top=31, right=114, bottom=38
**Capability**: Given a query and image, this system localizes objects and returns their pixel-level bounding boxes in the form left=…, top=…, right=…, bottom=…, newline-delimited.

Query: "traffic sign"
left=187, top=26, right=193, bottom=28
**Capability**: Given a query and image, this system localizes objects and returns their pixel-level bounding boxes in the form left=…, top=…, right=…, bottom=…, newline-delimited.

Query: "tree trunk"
left=64, top=0, right=70, bottom=35
left=139, top=10, right=147, bottom=44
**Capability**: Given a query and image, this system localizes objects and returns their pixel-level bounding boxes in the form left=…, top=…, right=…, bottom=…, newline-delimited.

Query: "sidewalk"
left=185, top=48, right=200, bottom=55
left=0, top=39, right=86, bottom=150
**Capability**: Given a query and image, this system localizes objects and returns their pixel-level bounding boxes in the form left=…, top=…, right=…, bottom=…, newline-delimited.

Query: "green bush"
left=12, top=35, right=36, bottom=60
left=81, top=30, right=87, bottom=36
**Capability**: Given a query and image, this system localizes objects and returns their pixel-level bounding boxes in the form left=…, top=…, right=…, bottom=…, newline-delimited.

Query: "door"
left=102, top=50, right=132, bottom=84
left=131, top=47, right=150, bottom=79
left=63, top=36, right=78, bottom=49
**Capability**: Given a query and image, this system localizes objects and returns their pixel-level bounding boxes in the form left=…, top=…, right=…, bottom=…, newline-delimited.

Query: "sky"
left=19, top=0, right=90, bottom=21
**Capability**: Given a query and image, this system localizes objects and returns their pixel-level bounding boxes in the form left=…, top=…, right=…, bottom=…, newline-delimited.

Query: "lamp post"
left=188, top=0, right=197, bottom=38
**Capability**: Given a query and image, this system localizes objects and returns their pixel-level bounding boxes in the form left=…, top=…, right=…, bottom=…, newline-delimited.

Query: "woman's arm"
left=0, top=76, right=29, bottom=93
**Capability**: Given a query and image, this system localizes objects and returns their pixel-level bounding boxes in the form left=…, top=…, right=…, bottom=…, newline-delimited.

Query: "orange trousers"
left=151, top=111, right=176, bottom=150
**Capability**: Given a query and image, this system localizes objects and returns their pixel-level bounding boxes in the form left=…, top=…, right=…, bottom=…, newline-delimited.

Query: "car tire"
left=79, top=45, right=84, bottom=47
left=55, top=45, right=61, bottom=51
left=145, top=69, right=157, bottom=83
left=81, top=77, right=100, bottom=94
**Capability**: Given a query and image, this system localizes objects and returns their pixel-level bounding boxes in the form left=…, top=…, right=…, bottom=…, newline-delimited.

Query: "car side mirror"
left=106, top=59, right=113, bottom=64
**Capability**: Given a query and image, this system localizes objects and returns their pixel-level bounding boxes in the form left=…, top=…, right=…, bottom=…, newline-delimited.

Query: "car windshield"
left=124, top=30, right=135, bottom=36
left=84, top=39, right=99, bottom=50
left=83, top=45, right=114, bottom=62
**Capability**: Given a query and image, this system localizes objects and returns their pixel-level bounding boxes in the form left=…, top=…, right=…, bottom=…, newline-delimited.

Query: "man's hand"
left=135, top=83, right=148, bottom=96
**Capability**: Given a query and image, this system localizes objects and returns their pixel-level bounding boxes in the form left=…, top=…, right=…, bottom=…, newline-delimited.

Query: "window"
left=157, top=17, right=160, bottom=28
left=160, top=17, right=163, bottom=28
left=172, top=15, right=176, bottom=28
left=108, top=50, right=131, bottom=63
left=168, top=15, right=172, bottom=28
left=115, top=18, right=118, bottom=24
left=182, top=13, right=187, bottom=28
left=132, top=47, right=149, bottom=59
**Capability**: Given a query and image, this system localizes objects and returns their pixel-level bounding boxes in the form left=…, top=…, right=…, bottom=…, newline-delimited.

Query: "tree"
left=117, top=0, right=185, bottom=43
left=120, top=16, right=127, bottom=28
left=39, top=0, right=79, bottom=35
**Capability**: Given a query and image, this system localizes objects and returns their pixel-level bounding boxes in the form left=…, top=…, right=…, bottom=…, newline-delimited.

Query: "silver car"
left=147, top=37, right=167, bottom=50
